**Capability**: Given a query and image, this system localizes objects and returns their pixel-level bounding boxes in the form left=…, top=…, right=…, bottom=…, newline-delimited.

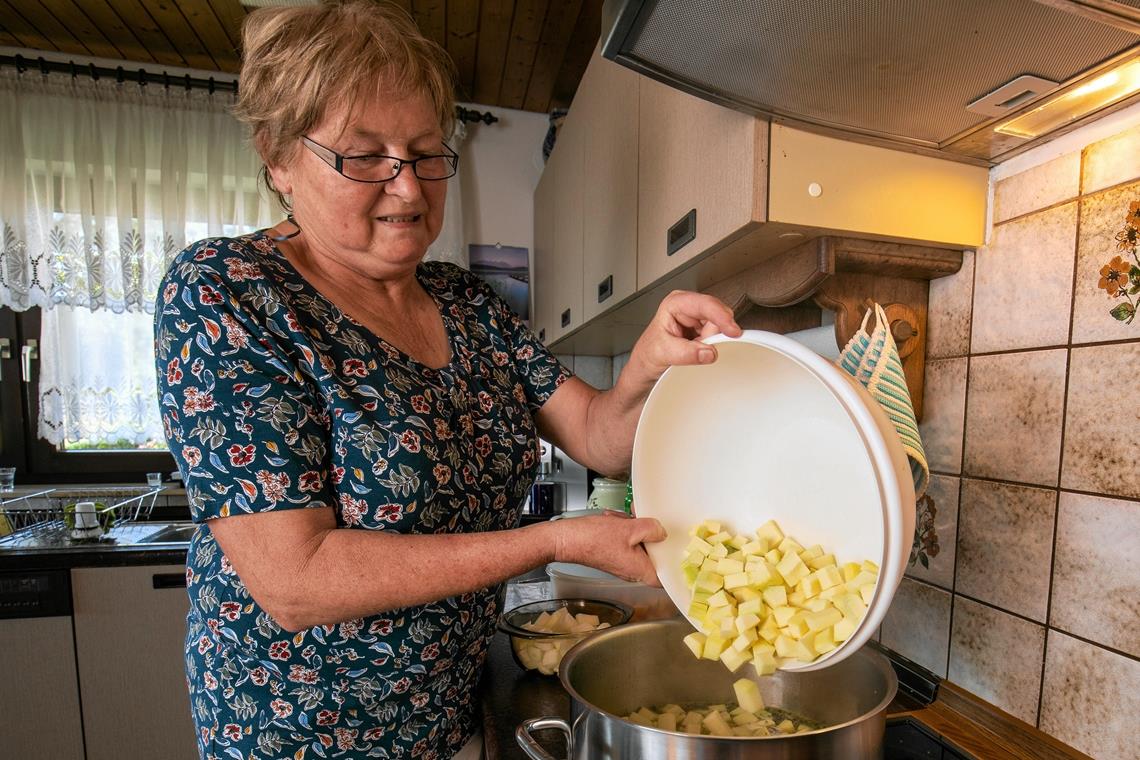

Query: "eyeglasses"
left=300, top=135, right=459, bottom=183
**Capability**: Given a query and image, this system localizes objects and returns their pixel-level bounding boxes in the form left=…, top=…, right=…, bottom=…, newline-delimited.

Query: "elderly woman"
left=155, top=2, right=740, bottom=758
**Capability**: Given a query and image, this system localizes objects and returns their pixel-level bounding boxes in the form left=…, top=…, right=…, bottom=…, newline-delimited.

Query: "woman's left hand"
left=624, top=290, right=742, bottom=390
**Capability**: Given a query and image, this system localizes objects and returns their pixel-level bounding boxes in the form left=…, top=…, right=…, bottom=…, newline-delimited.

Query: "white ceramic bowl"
left=631, top=331, right=916, bottom=671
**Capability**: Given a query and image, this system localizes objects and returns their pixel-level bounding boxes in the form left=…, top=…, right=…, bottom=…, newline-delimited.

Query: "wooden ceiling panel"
left=498, top=0, right=547, bottom=109
left=180, top=2, right=239, bottom=72
left=0, top=0, right=60, bottom=51
left=66, top=0, right=155, bottom=64
left=136, top=0, right=217, bottom=70
left=3, top=0, right=605, bottom=115
left=4, top=0, right=90, bottom=55
left=550, top=0, right=602, bottom=109
left=103, top=0, right=188, bottom=68
left=412, top=0, right=445, bottom=53
left=0, top=23, right=21, bottom=47
left=446, top=0, right=479, bottom=101
left=38, top=0, right=121, bottom=60
left=205, top=0, right=244, bottom=50
left=472, top=0, right=513, bottom=105
left=522, top=0, right=580, bottom=113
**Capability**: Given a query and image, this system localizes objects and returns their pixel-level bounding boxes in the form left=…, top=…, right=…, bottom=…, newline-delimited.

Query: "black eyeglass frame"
left=300, top=135, right=459, bottom=183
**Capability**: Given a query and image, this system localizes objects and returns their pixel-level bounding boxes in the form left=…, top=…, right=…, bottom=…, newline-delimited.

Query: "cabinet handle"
left=560, top=309, right=571, bottom=328
left=597, top=275, right=613, bottom=304
left=667, top=209, right=697, bottom=257
left=538, top=328, right=546, bottom=342
left=152, top=573, right=187, bottom=589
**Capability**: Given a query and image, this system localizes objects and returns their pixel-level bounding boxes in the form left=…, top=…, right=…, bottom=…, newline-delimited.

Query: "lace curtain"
left=423, top=121, right=468, bottom=268
left=0, top=69, right=274, bottom=446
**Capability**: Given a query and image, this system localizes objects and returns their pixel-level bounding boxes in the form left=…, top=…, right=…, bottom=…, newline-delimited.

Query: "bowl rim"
left=498, top=597, right=633, bottom=639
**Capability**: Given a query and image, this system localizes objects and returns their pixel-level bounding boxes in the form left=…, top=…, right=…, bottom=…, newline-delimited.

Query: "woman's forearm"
left=267, top=521, right=561, bottom=631
left=579, top=362, right=658, bottom=478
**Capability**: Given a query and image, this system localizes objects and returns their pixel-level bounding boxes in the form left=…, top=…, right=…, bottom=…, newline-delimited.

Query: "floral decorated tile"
left=1072, top=183, right=1140, bottom=343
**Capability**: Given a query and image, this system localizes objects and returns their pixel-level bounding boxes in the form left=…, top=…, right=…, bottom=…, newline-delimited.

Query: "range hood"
left=601, top=0, right=1140, bottom=165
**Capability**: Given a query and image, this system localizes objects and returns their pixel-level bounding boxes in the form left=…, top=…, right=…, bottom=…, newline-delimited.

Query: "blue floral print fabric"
left=154, top=231, right=570, bottom=760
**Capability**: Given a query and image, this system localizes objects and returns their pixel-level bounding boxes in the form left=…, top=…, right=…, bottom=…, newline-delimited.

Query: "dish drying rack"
left=0, top=488, right=162, bottom=542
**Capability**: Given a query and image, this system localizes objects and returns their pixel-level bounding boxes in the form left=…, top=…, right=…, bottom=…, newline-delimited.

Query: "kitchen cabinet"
left=72, top=564, right=197, bottom=760
left=531, top=155, right=556, bottom=344
left=0, top=614, right=86, bottom=759
left=580, top=54, right=639, bottom=323
left=532, top=47, right=986, bottom=355
left=548, top=104, right=585, bottom=343
left=637, top=76, right=764, bottom=289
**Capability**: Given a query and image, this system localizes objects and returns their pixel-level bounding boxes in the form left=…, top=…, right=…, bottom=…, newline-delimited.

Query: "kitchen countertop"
left=479, top=579, right=1092, bottom=760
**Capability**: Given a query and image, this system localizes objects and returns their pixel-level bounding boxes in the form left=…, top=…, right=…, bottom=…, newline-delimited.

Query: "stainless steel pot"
left=516, top=619, right=897, bottom=760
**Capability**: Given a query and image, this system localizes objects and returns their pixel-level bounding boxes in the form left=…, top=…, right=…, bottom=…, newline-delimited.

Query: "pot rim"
left=557, top=619, right=899, bottom=740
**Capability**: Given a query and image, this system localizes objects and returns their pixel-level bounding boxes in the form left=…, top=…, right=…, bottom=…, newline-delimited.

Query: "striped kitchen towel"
left=836, top=303, right=929, bottom=498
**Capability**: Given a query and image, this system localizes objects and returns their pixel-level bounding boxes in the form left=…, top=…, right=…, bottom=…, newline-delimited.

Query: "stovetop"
left=884, top=717, right=975, bottom=760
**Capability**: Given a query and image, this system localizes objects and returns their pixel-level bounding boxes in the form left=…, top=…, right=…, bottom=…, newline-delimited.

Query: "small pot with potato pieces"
left=516, top=619, right=897, bottom=760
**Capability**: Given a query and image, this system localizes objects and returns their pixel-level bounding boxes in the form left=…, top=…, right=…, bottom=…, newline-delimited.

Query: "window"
left=0, top=68, right=274, bottom=482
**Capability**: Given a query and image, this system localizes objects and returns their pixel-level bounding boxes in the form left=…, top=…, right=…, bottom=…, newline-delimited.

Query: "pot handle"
left=515, top=716, right=572, bottom=760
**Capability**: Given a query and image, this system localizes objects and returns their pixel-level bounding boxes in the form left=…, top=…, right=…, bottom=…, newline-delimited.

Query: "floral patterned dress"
left=154, top=232, right=569, bottom=760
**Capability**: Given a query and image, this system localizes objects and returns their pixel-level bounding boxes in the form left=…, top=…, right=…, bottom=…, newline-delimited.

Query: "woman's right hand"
left=551, top=512, right=667, bottom=586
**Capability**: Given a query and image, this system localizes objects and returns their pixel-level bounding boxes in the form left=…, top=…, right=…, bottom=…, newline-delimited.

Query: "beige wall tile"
left=927, top=250, right=974, bottom=359
left=612, top=351, right=631, bottom=387
left=1062, top=342, right=1140, bottom=498
left=955, top=479, right=1055, bottom=622
left=963, top=350, right=1066, bottom=486
left=1081, top=121, right=1140, bottom=195
left=905, top=474, right=958, bottom=589
left=881, top=579, right=951, bottom=677
left=1039, top=631, right=1140, bottom=759
left=948, top=597, right=1045, bottom=725
left=919, top=358, right=967, bottom=474
left=972, top=204, right=1077, bottom=353
left=1051, top=492, right=1140, bottom=657
left=993, top=151, right=1080, bottom=223
left=1071, top=181, right=1140, bottom=344
left=572, top=355, right=613, bottom=390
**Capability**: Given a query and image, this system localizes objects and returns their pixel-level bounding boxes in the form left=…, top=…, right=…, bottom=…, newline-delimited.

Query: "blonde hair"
left=233, top=0, right=457, bottom=211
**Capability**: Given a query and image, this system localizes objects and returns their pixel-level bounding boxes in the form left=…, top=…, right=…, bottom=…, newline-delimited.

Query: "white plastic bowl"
left=631, top=331, right=916, bottom=671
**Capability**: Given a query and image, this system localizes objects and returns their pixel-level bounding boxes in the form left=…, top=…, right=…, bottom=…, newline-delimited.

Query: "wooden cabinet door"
left=72, top=564, right=197, bottom=760
left=637, top=77, right=761, bottom=289
left=0, top=615, right=86, bottom=759
left=581, top=54, right=639, bottom=323
left=532, top=156, right=557, bottom=345
left=549, top=111, right=585, bottom=342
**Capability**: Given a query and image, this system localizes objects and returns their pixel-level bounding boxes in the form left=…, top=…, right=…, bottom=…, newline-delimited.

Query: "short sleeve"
left=460, top=266, right=572, bottom=414
left=154, top=241, right=333, bottom=522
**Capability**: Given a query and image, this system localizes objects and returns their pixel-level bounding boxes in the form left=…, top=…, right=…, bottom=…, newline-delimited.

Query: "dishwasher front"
left=0, top=568, right=87, bottom=759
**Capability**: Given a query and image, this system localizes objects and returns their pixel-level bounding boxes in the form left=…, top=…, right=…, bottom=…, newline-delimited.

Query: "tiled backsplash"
left=894, top=116, right=1140, bottom=759
left=562, top=112, right=1140, bottom=759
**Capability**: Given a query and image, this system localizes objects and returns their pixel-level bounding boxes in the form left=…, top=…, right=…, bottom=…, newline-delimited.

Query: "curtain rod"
left=0, top=53, right=502, bottom=126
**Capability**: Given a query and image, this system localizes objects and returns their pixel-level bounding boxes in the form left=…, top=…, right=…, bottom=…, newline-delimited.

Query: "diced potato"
left=799, top=544, right=824, bottom=562
left=702, top=710, right=733, bottom=736
left=719, top=645, right=750, bottom=672
left=807, top=553, right=837, bottom=571
left=724, top=572, right=751, bottom=590
left=716, top=558, right=745, bottom=575
left=755, top=519, right=784, bottom=544
left=833, top=616, right=857, bottom=642
left=762, top=586, right=787, bottom=608
left=658, top=711, right=677, bottom=732
left=681, top=518, right=878, bottom=672
left=683, top=632, right=707, bottom=658
left=703, top=635, right=729, bottom=660
left=733, top=678, right=765, bottom=713
left=776, top=553, right=810, bottom=586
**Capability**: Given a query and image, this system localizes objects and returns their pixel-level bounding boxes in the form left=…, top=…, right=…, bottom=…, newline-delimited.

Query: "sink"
left=138, top=523, right=197, bottom=544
